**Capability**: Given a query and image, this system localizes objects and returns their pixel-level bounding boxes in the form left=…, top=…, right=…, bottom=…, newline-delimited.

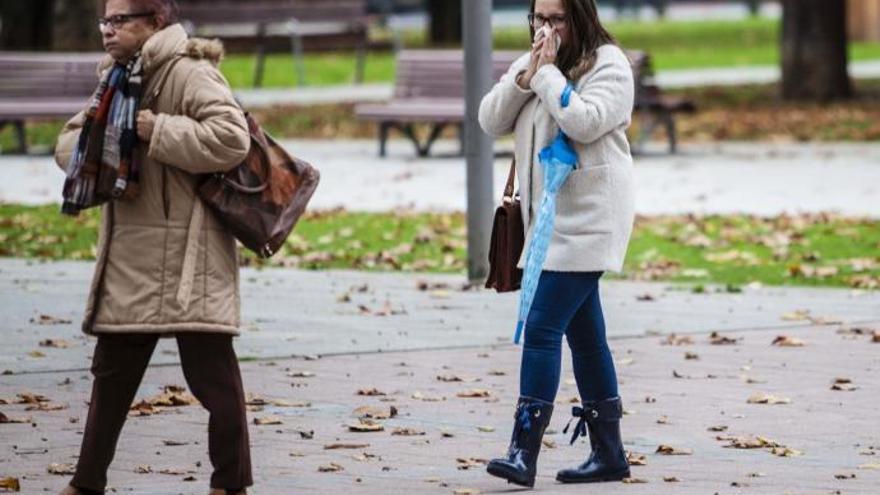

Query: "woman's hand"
left=137, top=110, right=157, bottom=142
left=517, top=36, right=546, bottom=90
left=535, top=27, right=558, bottom=69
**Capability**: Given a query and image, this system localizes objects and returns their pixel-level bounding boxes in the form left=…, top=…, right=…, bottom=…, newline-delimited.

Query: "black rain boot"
left=556, top=397, right=630, bottom=483
left=486, top=396, right=554, bottom=488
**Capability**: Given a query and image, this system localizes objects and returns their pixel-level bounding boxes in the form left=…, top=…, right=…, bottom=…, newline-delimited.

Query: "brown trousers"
left=71, top=333, right=252, bottom=492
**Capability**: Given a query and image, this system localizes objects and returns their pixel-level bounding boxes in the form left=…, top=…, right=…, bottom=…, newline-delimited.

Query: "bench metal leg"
left=661, top=112, right=678, bottom=154
left=379, top=122, right=391, bottom=157
left=291, top=33, right=307, bottom=87
left=420, top=123, right=446, bottom=157
left=12, top=121, right=27, bottom=154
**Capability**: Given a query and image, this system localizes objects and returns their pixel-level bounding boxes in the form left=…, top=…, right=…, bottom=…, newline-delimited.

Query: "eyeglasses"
left=98, top=12, right=155, bottom=31
left=528, top=13, right=567, bottom=29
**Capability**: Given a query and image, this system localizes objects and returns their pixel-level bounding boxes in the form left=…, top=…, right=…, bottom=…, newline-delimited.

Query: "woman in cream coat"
left=479, top=0, right=635, bottom=488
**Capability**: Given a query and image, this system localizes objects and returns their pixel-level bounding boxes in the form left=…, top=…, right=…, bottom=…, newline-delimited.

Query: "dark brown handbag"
left=198, top=113, right=320, bottom=258
left=485, top=159, right=524, bottom=292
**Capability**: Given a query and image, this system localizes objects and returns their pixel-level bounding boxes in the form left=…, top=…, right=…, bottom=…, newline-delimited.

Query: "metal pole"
left=462, top=0, right=494, bottom=282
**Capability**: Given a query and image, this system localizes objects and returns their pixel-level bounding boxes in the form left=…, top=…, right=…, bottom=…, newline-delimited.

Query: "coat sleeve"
left=478, top=53, right=534, bottom=138
left=54, top=110, right=87, bottom=172
left=529, top=47, right=634, bottom=144
left=148, top=64, right=250, bottom=174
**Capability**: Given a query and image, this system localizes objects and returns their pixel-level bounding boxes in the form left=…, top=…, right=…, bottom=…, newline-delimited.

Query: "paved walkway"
left=4, top=141, right=879, bottom=217
left=1, top=259, right=879, bottom=494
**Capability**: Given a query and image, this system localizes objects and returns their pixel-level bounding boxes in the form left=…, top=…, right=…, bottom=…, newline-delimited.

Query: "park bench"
left=355, top=49, right=696, bottom=157
left=178, top=0, right=371, bottom=88
left=628, top=50, right=697, bottom=153
left=0, top=52, right=102, bottom=154
left=355, top=50, right=520, bottom=157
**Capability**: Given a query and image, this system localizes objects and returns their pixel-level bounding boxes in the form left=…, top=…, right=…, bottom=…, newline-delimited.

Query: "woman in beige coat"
left=55, top=1, right=252, bottom=494
left=479, top=0, right=635, bottom=488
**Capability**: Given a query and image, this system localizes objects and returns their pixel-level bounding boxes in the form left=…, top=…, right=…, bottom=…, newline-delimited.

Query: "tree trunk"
left=781, top=0, right=852, bottom=101
left=0, top=0, right=54, bottom=50
left=52, top=0, right=102, bottom=51
left=427, top=0, right=462, bottom=46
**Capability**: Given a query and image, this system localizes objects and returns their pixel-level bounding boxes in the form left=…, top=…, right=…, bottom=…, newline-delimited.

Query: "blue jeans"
left=519, top=271, right=618, bottom=403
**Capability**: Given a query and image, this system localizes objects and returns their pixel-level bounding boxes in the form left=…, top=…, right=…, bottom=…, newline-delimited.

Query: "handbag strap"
left=502, top=158, right=516, bottom=204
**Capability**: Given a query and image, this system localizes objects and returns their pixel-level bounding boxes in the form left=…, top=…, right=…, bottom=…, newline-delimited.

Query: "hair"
left=529, top=0, right=617, bottom=80
left=106, top=0, right=179, bottom=28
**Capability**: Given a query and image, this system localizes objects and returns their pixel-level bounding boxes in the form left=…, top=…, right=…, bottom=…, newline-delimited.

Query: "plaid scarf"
left=62, top=54, right=144, bottom=216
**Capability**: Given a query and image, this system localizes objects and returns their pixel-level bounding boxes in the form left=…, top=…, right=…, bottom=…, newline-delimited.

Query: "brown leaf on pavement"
left=357, top=388, right=387, bottom=396
left=661, top=334, right=694, bottom=346
left=834, top=473, right=857, bottom=479
left=772, top=335, right=806, bottom=347
left=353, top=405, right=397, bottom=420
left=664, top=476, right=681, bottom=482
left=0, top=412, right=32, bottom=424
left=626, top=451, right=647, bottom=466
left=15, top=393, right=49, bottom=405
left=270, top=399, right=312, bottom=408
left=348, top=419, right=385, bottom=432
left=873, top=331, right=880, bottom=343
left=858, top=463, right=880, bottom=470
left=831, top=377, right=858, bottom=391
left=318, top=463, right=344, bottom=473
left=707, top=425, right=728, bottom=432
left=0, top=477, right=20, bottom=491
left=455, top=458, right=488, bottom=470
left=747, top=393, right=791, bottom=405
left=436, top=374, right=466, bottom=382
left=656, top=445, right=693, bottom=455
left=39, top=339, right=74, bottom=349
left=324, top=443, right=370, bottom=450
left=24, top=402, right=68, bottom=412
left=30, top=314, right=72, bottom=325
left=286, top=371, right=315, bottom=378
left=392, top=427, right=425, bottom=436
left=456, top=389, right=490, bottom=398
left=47, top=463, right=75, bottom=475
left=134, top=465, right=152, bottom=474
left=453, top=489, right=481, bottom=495
left=709, top=332, right=739, bottom=345
left=684, top=352, right=700, bottom=360
left=143, top=386, right=198, bottom=407
left=254, top=415, right=283, bottom=426
left=719, top=435, right=780, bottom=449
left=770, top=446, right=803, bottom=457
left=622, top=477, right=648, bottom=483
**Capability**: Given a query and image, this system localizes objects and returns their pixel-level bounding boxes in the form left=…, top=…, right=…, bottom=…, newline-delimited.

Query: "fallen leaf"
left=357, top=388, right=387, bottom=396
left=254, top=415, right=283, bottom=426
left=158, top=468, right=192, bottom=475
left=348, top=419, right=385, bottom=432
left=455, top=458, right=487, bottom=470
left=270, top=399, right=311, bottom=408
left=324, top=443, right=370, bottom=450
left=831, top=377, right=858, bottom=391
left=747, top=393, right=791, bottom=405
left=487, top=370, right=506, bottom=376
left=27, top=351, right=45, bottom=358
left=0, top=412, right=32, bottom=424
left=477, top=425, right=495, bottom=433
left=453, top=489, right=481, bottom=495
left=626, top=451, right=647, bottom=466
left=720, top=435, right=781, bottom=450
left=770, top=446, right=803, bottom=457
left=39, top=339, right=74, bottom=349
left=391, top=427, right=425, bottom=436
left=287, top=371, right=315, bottom=378
left=656, top=416, right=669, bottom=424
left=708, top=425, right=728, bottom=432
left=163, top=440, right=188, bottom=446
left=318, top=463, right=344, bottom=473
left=684, top=352, right=699, bottom=360
left=0, top=477, right=20, bottom=491
left=858, top=463, right=880, bottom=470
left=47, top=463, right=75, bottom=475
left=622, top=477, right=648, bottom=483
left=636, top=293, right=656, bottom=301
left=663, top=476, right=681, bottom=482
left=709, top=331, right=739, bottom=345
left=661, top=333, right=695, bottom=346
left=134, top=465, right=152, bottom=474
left=353, top=405, right=397, bottom=420
left=772, top=335, right=806, bottom=347
left=437, top=374, right=467, bottom=383
left=15, top=393, right=49, bottom=405
left=656, top=445, right=692, bottom=455
left=834, top=473, right=856, bottom=479
left=456, top=389, right=490, bottom=398
left=30, top=314, right=72, bottom=325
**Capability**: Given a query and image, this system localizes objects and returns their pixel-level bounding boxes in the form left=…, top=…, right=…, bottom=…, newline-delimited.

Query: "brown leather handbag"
left=485, top=159, right=524, bottom=292
left=198, top=113, right=320, bottom=258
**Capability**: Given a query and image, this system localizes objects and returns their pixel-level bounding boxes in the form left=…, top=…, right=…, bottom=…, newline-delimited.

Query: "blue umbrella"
left=513, top=83, right=579, bottom=344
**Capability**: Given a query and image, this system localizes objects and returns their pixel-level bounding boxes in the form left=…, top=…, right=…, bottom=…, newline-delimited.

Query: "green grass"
left=2, top=204, right=878, bottom=290
left=216, top=18, right=880, bottom=88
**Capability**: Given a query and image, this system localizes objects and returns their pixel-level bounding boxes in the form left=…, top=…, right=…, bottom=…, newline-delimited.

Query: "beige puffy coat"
left=55, top=24, right=250, bottom=336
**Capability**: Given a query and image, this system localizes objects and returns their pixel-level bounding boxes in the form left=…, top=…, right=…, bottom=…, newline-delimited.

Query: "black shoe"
left=556, top=397, right=631, bottom=483
left=486, top=396, right=554, bottom=488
